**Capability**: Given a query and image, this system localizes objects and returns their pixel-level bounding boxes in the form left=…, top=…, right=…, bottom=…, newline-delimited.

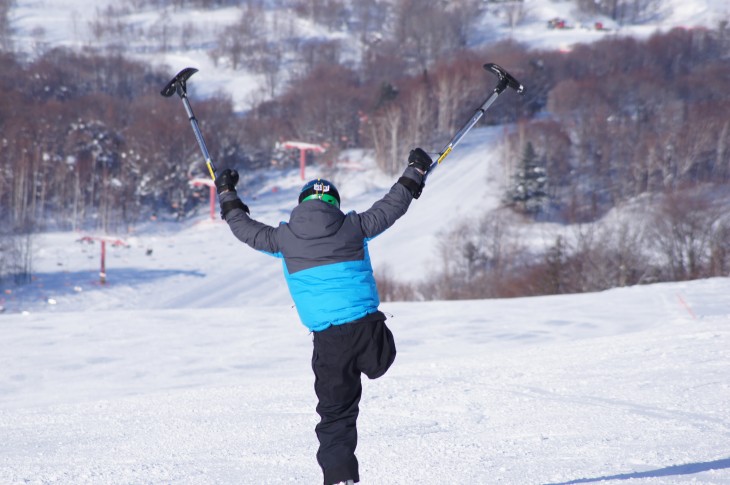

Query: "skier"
left=216, top=148, right=433, bottom=485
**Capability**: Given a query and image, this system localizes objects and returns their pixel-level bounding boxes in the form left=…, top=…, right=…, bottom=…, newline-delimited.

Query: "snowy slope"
left=0, top=124, right=502, bottom=314
left=1, top=277, right=729, bottom=484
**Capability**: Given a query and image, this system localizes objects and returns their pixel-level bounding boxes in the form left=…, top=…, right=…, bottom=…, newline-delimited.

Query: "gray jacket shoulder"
left=356, top=166, right=422, bottom=238
left=220, top=191, right=281, bottom=254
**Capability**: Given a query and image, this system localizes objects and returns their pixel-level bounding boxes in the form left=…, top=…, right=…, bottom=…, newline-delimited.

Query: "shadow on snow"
left=1, top=268, right=205, bottom=312
left=544, top=457, right=730, bottom=484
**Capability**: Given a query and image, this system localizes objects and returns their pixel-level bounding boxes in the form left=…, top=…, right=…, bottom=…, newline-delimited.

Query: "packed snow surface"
left=1, top=276, right=729, bottom=484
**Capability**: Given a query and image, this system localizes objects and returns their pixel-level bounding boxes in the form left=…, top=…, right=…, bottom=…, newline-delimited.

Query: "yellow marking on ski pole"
left=437, top=146, right=453, bottom=164
left=206, top=160, right=216, bottom=181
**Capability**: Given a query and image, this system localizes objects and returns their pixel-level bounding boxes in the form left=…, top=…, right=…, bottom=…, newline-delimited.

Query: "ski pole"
left=160, top=67, right=217, bottom=181
left=424, top=63, right=525, bottom=181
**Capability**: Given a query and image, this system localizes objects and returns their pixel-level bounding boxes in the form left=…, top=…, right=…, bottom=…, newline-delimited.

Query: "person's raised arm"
left=216, top=169, right=280, bottom=254
left=358, top=148, right=432, bottom=239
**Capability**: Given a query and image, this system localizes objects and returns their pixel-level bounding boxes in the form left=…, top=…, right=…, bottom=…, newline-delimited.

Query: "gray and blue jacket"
left=220, top=167, right=423, bottom=332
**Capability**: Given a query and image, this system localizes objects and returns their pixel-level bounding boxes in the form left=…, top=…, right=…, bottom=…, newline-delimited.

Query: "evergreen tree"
left=510, top=141, right=548, bottom=216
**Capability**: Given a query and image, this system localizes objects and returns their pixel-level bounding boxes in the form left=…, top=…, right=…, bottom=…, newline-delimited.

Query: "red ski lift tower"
left=190, top=177, right=217, bottom=220
left=282, top=141, right=326, bottom=180
left=77, top=236, right=129, bottom=284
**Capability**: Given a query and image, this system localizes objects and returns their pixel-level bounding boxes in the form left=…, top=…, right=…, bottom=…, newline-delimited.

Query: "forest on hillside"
left=1, top=0, right=729, bottom=294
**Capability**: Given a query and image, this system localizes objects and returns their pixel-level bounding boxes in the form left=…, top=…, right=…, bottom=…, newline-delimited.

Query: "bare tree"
left=211, top=5, right=266, bottom=70
left=351, top=0, right=392, bottom=45
left=370, top=102, right=404, bottom=175
left=0, top=232, right=34, bottom=285
left=291, top=0, right=346, bottom=31
left=650, top=192, right=729, bottom=280
left=392, top=0, right=477, bottom=72
left=423, top=211, right=527, bottom=299
left=375, top=265, right=417, bottom=302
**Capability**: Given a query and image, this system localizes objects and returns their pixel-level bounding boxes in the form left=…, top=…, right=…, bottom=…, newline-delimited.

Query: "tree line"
left=377, top=189, right=730, bottom=302
left=0, top=49, right=250, bottom=234
left=249, top=27, right=729, bottom=221
left=503, top=27, right=730, bottom=222
left=0, top=48, right=250, bottom=283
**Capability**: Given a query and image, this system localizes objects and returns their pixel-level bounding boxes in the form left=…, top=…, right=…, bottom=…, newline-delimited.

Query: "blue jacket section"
left=220, top=167, right=422, bottom=331
left=282, top=248, right=380, bottom=331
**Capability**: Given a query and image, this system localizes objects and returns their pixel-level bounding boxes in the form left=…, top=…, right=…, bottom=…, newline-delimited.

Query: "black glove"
left=215, top=169, right=239, bottom=194
left=216, top=168, right=249, bottom=218
left=408, top=148, right=432, bottom=174
left=398, top=148, right=431, bottom=199
left=220, top=198, right=249, bottom=219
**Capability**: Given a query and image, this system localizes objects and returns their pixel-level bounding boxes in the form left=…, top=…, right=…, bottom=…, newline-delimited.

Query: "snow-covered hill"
left=9, top=0, right=730, bottom=110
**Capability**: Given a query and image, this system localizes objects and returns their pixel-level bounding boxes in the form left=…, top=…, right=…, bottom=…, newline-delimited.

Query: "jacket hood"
left=288, top=200, right=345, bottom=240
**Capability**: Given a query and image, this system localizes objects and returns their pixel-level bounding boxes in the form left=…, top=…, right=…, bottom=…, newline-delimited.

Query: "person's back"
left=216, top=149, right=433, bottom=484
left=275, top=188, right=383, bottom=331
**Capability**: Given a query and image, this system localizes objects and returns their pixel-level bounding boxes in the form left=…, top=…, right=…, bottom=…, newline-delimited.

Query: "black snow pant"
left=311, top=311, right=396, bottom=485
